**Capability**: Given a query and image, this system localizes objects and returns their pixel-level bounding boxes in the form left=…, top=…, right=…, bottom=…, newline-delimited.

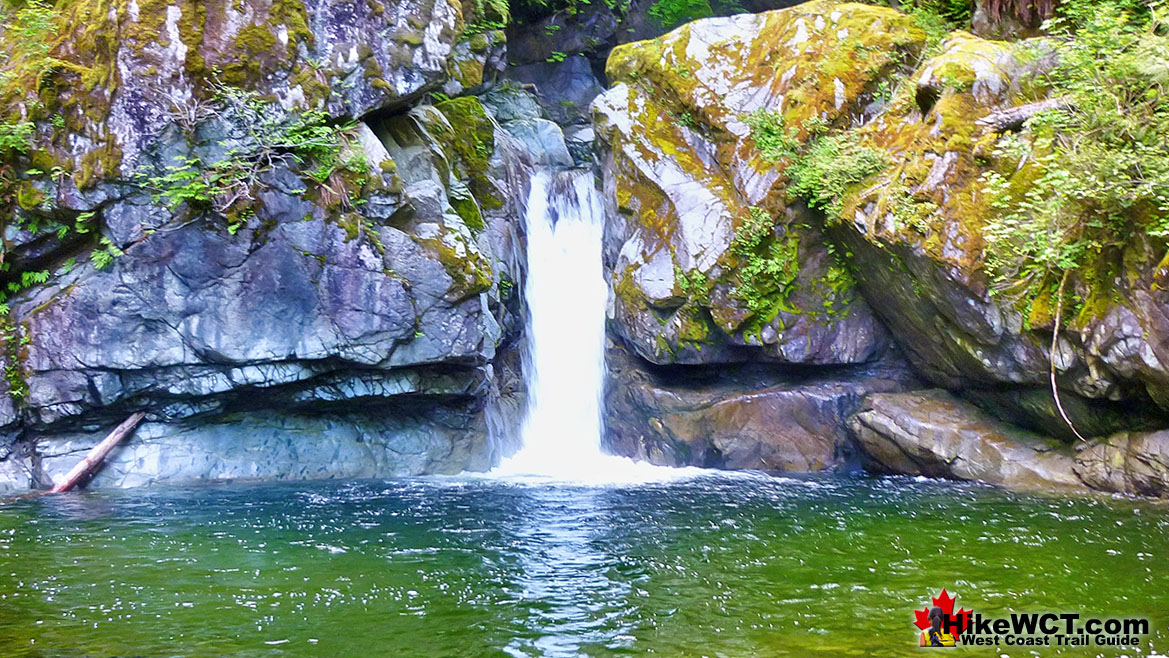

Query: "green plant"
left=979, top=0, right=1169, bottom=440
left=982, top=2, right=1169, bottom=314
left=729, top=207, right=801, bottom=319
left=787, top=135, right=888, bottom=216
left=90, top=237, right=122, bottom=270
left=0, top=318, right=28, bottom=401
left=742, top=109, right=798, bottom=163
left=648, top=0, right=713, bottom=29
left=143, top=82, right=367, bottom=229
left=674, top=264, right=710, bottom=303
left=0, top=121, right=34, bottom=155
left=546, top=51, right=568, bottom=63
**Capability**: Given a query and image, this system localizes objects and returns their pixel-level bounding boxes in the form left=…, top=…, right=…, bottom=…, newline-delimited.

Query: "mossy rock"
left=594, top=0, right=919, bottom=365
left=433, top=96, right=503, bottom=211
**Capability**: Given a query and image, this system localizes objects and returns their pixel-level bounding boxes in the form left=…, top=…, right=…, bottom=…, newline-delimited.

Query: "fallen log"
left=976, top=96, right=1072, bottom=133
left=48, top=412, right=146, bottom=493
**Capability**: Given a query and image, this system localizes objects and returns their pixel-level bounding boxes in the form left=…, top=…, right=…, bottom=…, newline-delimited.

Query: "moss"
left=75, top=141, right=122, bottom=190
left=0, top=318, right=28, bottom=404
left=394, top=30, right=425, bottom=47
left=450, top=189, right=485, bottom=233
left=221, top=24, right=279, bottom=86
left=433, top=96, right=502, bottom=210
left=15, top=181, right=44, bottom=210
left=416, top=228, right=493, bottom=301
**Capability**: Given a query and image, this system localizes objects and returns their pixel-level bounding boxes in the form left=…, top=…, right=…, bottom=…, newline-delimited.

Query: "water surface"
left=0, top=473, right=1166, bottom=657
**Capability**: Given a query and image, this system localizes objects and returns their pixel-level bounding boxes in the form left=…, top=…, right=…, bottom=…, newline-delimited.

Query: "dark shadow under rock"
left=603, top=340, right=920, bottom=471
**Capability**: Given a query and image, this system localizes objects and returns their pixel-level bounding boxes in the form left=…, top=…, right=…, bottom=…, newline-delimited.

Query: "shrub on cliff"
left=981, top=0, right=1169, bottom=326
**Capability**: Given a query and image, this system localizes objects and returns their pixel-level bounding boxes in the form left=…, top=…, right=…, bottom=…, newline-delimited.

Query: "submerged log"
left=48, top=412, right=146, bottom=493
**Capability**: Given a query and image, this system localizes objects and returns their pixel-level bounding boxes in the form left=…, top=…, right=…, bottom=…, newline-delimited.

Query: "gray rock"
left=604, top=342, right=918, bottom=470
left=481, top=84, right=544, bottom=122
left=500, top=119, right=574, bottom=168
left=1074, top=431, right=1169, bottom=497
left=505, top=56, right=605, bottom=126
left=850, top=390, right=1086, bottom=493
left=34, top=404, right=494, bottom=489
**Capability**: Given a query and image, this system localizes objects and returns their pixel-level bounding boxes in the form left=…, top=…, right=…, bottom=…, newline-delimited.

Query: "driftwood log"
left=976, top=96, right=1072, bottom=133
left=48, top=412, right=146, bottom=493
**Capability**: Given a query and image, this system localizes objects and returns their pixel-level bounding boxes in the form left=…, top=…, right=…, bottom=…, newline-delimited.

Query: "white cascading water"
left=494, top=170, right=683, bottom=483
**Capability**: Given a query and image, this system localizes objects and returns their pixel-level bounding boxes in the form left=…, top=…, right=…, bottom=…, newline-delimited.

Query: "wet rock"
left=1073, top=431, right=1169, bottom=498
left=505, top=56, right=605, bottom=126
left=604, top=341, right=919, bottom=470
left=849, top=390, right=1086, bottom=493
left=851, top=390, right=1169, bottom=497
left=0, top=84, right=566, bottom=489
left=30, top=403, right=493, bottom=490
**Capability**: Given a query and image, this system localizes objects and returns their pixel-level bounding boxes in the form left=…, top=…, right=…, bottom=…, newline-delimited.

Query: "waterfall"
left=495, top=170, right=608, bottom=478
left=493, top=169, right=695, bottom=483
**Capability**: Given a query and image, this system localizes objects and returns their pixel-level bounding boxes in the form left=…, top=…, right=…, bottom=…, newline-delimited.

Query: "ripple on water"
left=0, top=474, right=1166, bottom=657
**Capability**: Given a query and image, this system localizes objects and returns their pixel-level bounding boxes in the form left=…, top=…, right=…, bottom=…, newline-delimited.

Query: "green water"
left=0, top=473, right=1166, bottom=657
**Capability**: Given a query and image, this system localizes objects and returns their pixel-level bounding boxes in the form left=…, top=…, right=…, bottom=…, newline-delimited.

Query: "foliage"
left=0, top=121, right=34, bottom=156
left=674, top=264, right=709, bottom=303
left=862, top=1, right=971, bottom=53
left=464, top=0, right=510, bottom=35
left=0, top=318, right=29, bottom=401
left=788, top=135, right=888, bottom=216
left=144, top=81, right=368, bottom=232
left=981, top=0, right=1169, bottom=323
left=0, top=0, right=57, bottom=80
left=648, top=0, right=713, bottom=30
left=730, top=207, right=801, bottom=317
left=743, top=109, right=799, bottom=163
left=90, top=237, right=122, bottom=270
left=908, top=0, right=972, bottom=25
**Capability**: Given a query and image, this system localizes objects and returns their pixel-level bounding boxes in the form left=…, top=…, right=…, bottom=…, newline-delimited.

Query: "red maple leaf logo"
left=914, top=588, right=972, bottom=633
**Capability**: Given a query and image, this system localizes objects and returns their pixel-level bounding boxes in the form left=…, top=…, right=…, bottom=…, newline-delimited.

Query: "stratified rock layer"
left=851, top=391, right=1169, bottom=497
left=0, top=0, right=555, bottom=490
left=605, top=343, right=918, bottom=470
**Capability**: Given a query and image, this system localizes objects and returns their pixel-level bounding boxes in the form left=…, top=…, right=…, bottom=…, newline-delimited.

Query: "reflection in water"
left=504, top=486, right=630, bottom=657
left=0, top=476, right=1166, bottom=657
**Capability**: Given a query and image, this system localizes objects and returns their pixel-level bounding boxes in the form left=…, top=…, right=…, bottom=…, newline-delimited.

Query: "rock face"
left=832, top=31, right=1169, bottom=426
left=593, top=1, right=1169, bottom=496
left=851, top=391, right=1169, bottom=497
left=0, top=0, right=574, bottom=491
left=595, top=2, right=923, bottom=470
left=594, top=1, right=921, bottom=366
left=605, top=342, right=918, bottom=470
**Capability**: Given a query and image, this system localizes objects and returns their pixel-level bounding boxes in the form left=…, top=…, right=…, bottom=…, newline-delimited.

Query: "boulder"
left=851, top=390, right=1169, bottom=497
left=593, top=1, right=925, bottom=366
left=849, top=390, right=1086, bottom=492
left=605, top=341, right=918, bottom=470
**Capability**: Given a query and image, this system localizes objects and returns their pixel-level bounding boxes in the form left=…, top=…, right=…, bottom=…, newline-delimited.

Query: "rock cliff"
left=594, top=0, right=1169, bottom=496
left=0, top=0, right=573, bottom=489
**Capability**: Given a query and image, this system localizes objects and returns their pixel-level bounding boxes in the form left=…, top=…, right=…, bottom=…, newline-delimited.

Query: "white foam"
left=492, top=170, right=699, bottom=486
